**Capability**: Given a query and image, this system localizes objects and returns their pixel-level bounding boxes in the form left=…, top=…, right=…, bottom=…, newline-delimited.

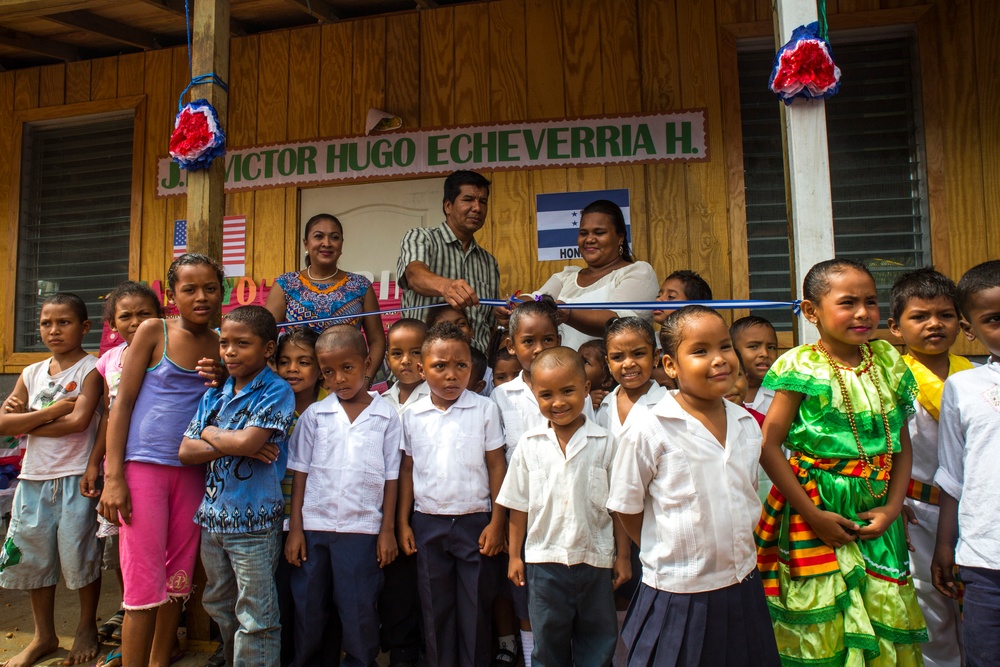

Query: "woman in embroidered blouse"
left=496, top=199, right=659, bottom=351
left=265, top=213, right=386, bottom=373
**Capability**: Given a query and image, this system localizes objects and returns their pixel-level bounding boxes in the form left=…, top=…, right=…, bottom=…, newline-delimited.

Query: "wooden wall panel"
left=286, top=27, right=321, bottom=269
left=318, top=23, right=353, bottom=138
left=138, top=49, right=173, bottom=285
left=420, top=8, right=454, bottom=127
left=254, top=31, right=290, bottom=282
left=38, top=64, right=65, bottom=107
left=454, top=4, right=490, bottom=125
left=0, top=72, right=16, bottom=361
left=117, top=53, right=145, bottom=97
left=164, top=47, right=190, bottom=276
left=14, top=69, right=39, bottom=112
left=973, top=0, right=1000, bottom=260
left=91, top=56, right=118, bottom=100
left=64, top=61, right=90, bottom=104
left=562, top=0, right=605, bottom=208
left=639, top=0, right=687, bottom=284
left=386, top=13, right=421, bottom=129
left=351, top=17, right=386, bottom=134
left=225, top=36, right=260, bottom=279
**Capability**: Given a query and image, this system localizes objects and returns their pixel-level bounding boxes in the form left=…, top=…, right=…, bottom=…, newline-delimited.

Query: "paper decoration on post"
left=535, top=189, right=630, bottom=262
left=169, top=99, right=227, bottom=171
left=769, top=22, right=841, bottom=104
left=365, top=108, right=403, bottom=135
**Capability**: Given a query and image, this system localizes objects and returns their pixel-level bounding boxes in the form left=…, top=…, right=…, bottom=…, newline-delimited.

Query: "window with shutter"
left=15, top=113, right=134, bottom=352
left=739, top=35, right=930, bottom=332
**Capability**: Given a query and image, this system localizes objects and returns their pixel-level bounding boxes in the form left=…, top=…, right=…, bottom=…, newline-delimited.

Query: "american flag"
left=172, top=216, right=247, bottom=277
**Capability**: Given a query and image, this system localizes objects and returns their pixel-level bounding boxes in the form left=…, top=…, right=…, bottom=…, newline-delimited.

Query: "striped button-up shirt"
left=396, top=221, right=499, bottom=351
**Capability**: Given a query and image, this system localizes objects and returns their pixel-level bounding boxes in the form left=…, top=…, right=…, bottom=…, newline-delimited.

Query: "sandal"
left=98, top=609, right=125, bottom=641
left=97, top=648, right=122, bottom=667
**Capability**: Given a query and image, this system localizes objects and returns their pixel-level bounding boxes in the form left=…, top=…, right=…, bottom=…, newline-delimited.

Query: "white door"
left=298, top=177, right=447, bottom=289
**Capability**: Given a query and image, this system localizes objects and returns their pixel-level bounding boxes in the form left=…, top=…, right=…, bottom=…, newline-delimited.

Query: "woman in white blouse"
left=497, top=200, right=660, bottom=351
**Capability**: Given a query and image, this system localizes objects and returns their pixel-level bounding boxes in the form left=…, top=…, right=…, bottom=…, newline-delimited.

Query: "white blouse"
left=596, top=381, right=667, bottom=440
left=535, top=261, right=660, bottom=351
left=607, top=391, right=762, bottom=594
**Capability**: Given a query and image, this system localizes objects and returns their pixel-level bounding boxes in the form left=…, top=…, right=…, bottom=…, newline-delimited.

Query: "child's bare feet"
left=61, top=626, right=99, bottom=665
left=1, top=634, right=59, bottom=667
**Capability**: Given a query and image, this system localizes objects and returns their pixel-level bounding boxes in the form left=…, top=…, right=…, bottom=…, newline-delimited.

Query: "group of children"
left=1, top=253, right=998, bottom=667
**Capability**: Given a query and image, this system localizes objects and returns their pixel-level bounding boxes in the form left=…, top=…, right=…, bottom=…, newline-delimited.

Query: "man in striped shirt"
left=396, top=170, right=499, bottom=352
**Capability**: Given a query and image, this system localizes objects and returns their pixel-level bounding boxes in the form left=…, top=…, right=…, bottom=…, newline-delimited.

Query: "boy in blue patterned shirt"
left=179, top=305, right=295, bottom=666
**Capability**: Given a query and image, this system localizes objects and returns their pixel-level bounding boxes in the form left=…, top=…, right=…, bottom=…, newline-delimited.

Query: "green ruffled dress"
left=761, top=340, right=927, bottom=666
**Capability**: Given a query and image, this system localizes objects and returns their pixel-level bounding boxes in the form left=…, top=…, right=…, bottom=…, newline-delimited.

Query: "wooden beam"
left=0, top=27, right=80, bottom=61
left=283, top=0, right=338, bottom=22
left=132, top=0, right=250, bottom=36
left=415, top=0, right=439, bottom=7
left=46, top=10, right=162, bottom=50
left=0, top=0, right=119, bottom=22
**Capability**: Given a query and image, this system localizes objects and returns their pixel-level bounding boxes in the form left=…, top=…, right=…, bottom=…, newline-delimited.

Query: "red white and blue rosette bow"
left=769, top=22, right=841, bottom=105
left=169, top=98, right=226, bottom=171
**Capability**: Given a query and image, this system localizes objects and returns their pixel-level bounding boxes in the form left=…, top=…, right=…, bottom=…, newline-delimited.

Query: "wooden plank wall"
left=1, top=0, right=998, bottom=370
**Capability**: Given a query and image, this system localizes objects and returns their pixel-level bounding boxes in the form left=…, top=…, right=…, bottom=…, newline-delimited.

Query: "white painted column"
left=775, top=0, right=835, bottom=344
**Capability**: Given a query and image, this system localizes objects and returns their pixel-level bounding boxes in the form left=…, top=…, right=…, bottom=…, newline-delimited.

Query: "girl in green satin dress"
left=756, top=259, right=927, bottom=666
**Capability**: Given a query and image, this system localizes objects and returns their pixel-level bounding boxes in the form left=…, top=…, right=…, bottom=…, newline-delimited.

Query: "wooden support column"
left=774, top=0, right=835, bottom=344
left=184, top=0, right=229, bottom=274
left=183, top=0, right=229, bottom=645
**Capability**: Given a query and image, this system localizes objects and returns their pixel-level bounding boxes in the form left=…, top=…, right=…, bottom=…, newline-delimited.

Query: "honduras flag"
left=535, top=189, right=630, bottom=261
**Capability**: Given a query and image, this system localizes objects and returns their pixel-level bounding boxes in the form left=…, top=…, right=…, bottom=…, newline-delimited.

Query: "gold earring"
left=618, top=244, right=624, bottom=256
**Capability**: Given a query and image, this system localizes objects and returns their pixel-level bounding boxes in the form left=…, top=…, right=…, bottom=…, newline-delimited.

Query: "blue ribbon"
left=275, top=298, right=801, bottom=329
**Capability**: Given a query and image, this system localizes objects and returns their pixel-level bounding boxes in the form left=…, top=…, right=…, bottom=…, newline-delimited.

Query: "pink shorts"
left=119, top=461, right=205, bottom=609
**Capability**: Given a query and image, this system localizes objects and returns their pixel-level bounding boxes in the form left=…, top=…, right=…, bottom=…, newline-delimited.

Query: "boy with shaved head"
left=497, top=347, right=631, bottom=667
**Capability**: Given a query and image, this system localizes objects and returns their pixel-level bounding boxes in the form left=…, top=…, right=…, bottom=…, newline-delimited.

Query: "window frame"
left=3, top=96, right=145, bottom=371
left=718, top=5, right=949, bottom=350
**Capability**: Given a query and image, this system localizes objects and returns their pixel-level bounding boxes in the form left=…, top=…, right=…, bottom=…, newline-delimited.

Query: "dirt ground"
left=0, top=581, right=212, bottom=667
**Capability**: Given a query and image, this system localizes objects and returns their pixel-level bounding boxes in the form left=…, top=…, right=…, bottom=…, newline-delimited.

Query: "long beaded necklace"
left=814, top=341, right=894, bottom=498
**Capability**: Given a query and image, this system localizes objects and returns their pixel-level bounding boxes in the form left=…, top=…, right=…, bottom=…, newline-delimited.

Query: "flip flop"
left=97, top=610, right=125, bottom=640
left=96, top=648, right=123, bottom=667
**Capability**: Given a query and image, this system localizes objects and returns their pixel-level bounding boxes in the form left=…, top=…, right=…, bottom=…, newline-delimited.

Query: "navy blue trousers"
left=290, top=532, right=382, bottom=667
left=412, top=512, right=499, bottom=667
left=960, top=566, right=1000, bottom=667
left=527, top=562, right=617, bottom=667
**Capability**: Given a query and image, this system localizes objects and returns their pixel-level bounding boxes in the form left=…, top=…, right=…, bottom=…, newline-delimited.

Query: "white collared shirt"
left=401, top=389, right=505, bottom=515
left=492, top=371, right=595, bottom=463
left=747, top=387, right=774, bottom=414
left=607, top=391, right=762, bottom=594
left=497, top=418, right=617, bottom=568
left=288, top=392, right=402, bottom=534
left=382, top=381, right=431, bottom=415
left=596, top=382, right=667, bottom=440
left=935, top=359, right=1000, bottom=569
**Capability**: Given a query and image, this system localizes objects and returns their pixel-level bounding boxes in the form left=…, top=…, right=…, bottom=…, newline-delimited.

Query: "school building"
left=1, top=0, right=997, bottom=389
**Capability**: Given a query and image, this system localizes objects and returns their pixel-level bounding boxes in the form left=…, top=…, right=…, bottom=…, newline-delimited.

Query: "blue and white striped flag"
left=535, top=189, right=630, bottom=261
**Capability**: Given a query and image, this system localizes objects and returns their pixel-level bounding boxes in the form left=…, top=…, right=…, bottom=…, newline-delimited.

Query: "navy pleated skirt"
left=621, top=569, right=780, bottom=667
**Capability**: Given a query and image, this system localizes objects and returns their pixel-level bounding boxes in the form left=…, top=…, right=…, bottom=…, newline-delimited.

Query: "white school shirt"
left=497, top=418, right=617, bottom=568
left=596, top=382, right=667, bottom=439
left=19, top=355, right=100, bottom=481
left=401, top=389, right=505, bottom=515
left=288, top=392, right=402, bottom=534
left=746, top=387, right=774, bottom=414
left=382, top=381, right=431, bottom=415
left=492, top=371, right=595, bottom=463
left=935, top=359, right=1000, bottom=569
left=607, top=391, right=762, bottom=594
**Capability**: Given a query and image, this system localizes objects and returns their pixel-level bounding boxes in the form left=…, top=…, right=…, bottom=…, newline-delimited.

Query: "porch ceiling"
left=0, top=0, right=477, bottom=70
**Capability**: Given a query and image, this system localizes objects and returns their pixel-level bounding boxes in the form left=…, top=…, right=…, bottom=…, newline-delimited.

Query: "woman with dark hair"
left=500, top=199, right=659, bottom=350
left=265, top=213, right=386, bottom=377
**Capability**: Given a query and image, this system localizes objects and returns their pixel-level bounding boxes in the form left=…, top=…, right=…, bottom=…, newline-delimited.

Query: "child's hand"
left=508, top=555, right=526, bottom=587
left=398, top=524, right=417, bottom=556
left=931, top=543, right=958, bottom=599
left=857, top=505, right=899, bottom=540
left=47, top=397, right=77, bottom=418
left=197, top=358, right=226, bottom=388
left=285, top=529, right=307, bottom=567
left=98, top=477, right=132, bottom=526
left=80, top=464, right=102, bottom=498
left=478, top=518, right=505, bottom=557
left=250, top=443, right=281, bottom=464
left=377, top=529, right=398, bottom=568
left=900, top=505, right=918, bottom=552
left=3, top=395, right=26, bottom=414
left=612, top=553, right=632, bottom=591
left=809, top=510, right=859, bottom=548
left=590, top=389, right=609, bottom=411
